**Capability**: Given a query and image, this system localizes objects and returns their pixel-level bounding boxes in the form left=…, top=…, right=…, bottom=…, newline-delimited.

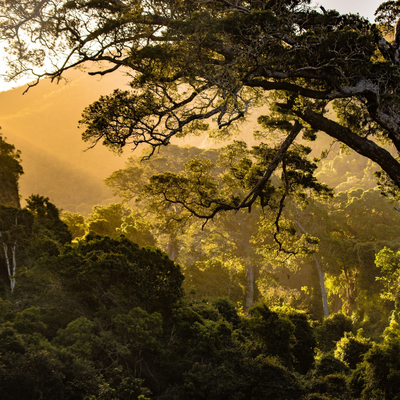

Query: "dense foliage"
left=0, top=133, right=23, bottom=208
left=0, top=140, right=399, bottom=398
left=2, top=225, right=400, bottom=399
left=3, top=0, right=400, bottom=398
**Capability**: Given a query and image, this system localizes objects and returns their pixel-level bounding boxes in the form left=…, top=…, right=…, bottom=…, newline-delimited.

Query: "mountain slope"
left=0, top=70, right=132, bottom=212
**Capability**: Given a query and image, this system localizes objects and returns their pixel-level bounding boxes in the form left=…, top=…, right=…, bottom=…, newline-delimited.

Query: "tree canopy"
left=2, top=0, right=400, bottom=215
left=0, top=134, right=23, bottom=208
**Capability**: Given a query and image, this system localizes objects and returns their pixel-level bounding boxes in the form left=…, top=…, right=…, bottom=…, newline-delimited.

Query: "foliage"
left=375, top=246, right=400, bottom=306
left=281, top=306, right=317, bottom=374
left=61, top=211, right=86, bottom=239
left=313, top=354, right=350, bottom=378
left=103, top=140, right=400, bottom=321
left=0, top=322, right=104, bottom=400
left=184, top=258, right=247, bottom=304
left=293, top=188, right=400, bottom=327
left=243, top=303, right=318, bottom=374
left=0, top=135, right=23, bottom=180
left=0, top=196, right=71, bottom=294
left=105, top=145, right=219, bottom=203
left=350, top=320, right=400, bottom=399
left=334, top=330, right=373, bottom=370
left=244, top=304, right=296, bottom=368
left=0, top=134, right=23, bottom=208
left=86, top=202, right=130, bottom=236
left=0, top=220, right=398, bottom=399
left=25, top=194, right=72, bottom=254
left=4, top=2, right=400, bottom=396
left=103, top=141, right=400, bottom=321
left=62, top=204, right=156, bottom=247
left=316, top=313, right=354, bottom=352
left=29, top=234, right=184, bottom=318
left=306, top=373, right=352, bottom=400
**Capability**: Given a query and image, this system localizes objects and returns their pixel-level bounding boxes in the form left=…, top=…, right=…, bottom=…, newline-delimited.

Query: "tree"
left=106, top=145, right=220, bottom=260
left=375, top=246, right=400, bottom=312
left=25, top=195, right=72, bottom=250
left=351, top=320, right=400, bottom=399
left=85, top=202, right=156, bottom=247
left=30, top=234, right=184, bottom=317
left=284, top=188, right=400, bottom=324
left=61, top=204, right=156, bottom=246
left=316, top=312, right=353, bottom=353
left=335, top=330, right=372, bottom=370
left=182, top=209, right=264, bottom=310
left=0, top=205, right=33, bottom=293
left=3, top=0, right=400, bottom=215
left=0, top=196, right=72, bottom=294
left=0, top=134, right=23, bottom=209
left=244, top=303, right=297, bottom=368
left=61, top=211, right=86, bottom=239
left=86, top=203, right=130, bottom=237
left=107, top=144, right=299, bottom=310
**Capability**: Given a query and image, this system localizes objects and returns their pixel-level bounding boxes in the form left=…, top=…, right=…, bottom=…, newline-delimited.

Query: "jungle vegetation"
left=2, top=0, right=400, bottom=398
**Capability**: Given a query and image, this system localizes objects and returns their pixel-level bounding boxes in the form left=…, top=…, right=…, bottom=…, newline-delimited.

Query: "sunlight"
left=0, top=47, right=32, bottom=92
left=314, top=0, right=382, bottom=21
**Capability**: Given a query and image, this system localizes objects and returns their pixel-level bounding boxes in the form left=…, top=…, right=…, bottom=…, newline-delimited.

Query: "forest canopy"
left=5, top=2, right=400, bottom=396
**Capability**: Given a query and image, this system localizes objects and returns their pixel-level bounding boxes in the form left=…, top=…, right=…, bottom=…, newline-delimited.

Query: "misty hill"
left=0, top=70, right=133, bottom=213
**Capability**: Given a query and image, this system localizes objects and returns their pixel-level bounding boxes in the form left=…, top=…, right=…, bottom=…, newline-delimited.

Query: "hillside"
left=0, top=70, right=133, bottom=213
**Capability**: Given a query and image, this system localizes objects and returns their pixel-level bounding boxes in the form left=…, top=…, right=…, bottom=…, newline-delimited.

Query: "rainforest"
left=1, top=0, right=400, bottom=399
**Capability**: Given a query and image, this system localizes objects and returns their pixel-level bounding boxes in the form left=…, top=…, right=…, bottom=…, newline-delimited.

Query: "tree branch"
left=295, top=108, right=400, bottom=188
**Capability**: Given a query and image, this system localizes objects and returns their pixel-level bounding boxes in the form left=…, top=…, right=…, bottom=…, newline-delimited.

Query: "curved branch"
left=153, top=120, right=303, bottom=222
left=237, top=120, right=303, bottom=209
left=295, top=108, right=400, bottom=188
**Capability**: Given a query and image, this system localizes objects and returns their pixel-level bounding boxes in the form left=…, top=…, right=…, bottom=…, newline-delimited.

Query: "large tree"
left=0, top=134, right=23, bottom=208
left=2, top=0, right=400, bottom=219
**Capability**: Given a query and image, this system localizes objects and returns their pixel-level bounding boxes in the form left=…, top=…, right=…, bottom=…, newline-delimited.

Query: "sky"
left=314, top=0, right=382, bottom=20
left=0, top=0, right=387, bottom=92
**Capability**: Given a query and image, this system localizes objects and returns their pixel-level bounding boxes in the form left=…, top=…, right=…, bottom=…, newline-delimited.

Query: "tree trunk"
left=296, top=221, right=329, bottom=319
left=244, top=264, right=256, bottom=313
left=166, top=234, right=179, bottom=262
left=296, top=108, right=400, bottom=190
left=312, top=253, right=329, bottom=319
left=1, top=238, right=17, bottom=293
left=0, top=216, right=19, bottom=293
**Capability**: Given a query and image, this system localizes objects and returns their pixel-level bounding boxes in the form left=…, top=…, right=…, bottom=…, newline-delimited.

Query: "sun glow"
left=0, top=48, right=33, bottom=92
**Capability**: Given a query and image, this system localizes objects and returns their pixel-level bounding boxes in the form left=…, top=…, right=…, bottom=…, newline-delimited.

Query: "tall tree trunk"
left=166, top=234, right=179, bottom=262
left=312, top=253, right=329, bottom=319
left=0, top=236, right=17, bottom=293
left=296, top=221, right=329, bottom=319
left=0, top=216, right=18, bottom=293
left=244, top=264, right=256, bottom=313
left=10, top=243, right=16, bottom=292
